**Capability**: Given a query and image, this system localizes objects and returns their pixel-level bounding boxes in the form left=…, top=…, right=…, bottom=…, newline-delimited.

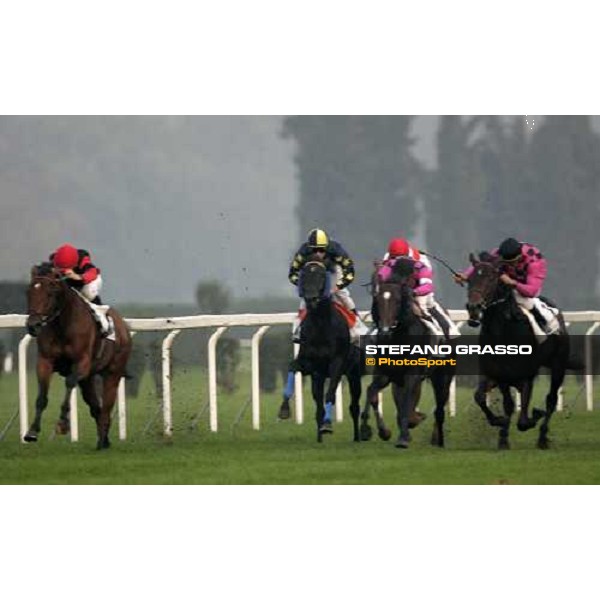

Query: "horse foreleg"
left=320, top=359, right=345, bottom=435
left=55, top=357, right=93, bottom=435
left=498, top=384, right=515, bottom=450
left=516, top=379, right=541, bottom=432
left=538, top=365, right=566, bottom=449
left=25, top=358, right=54, bottom=442
left=311, top=373, right=326, bottom=443
left=473, top=378, right=507, bottom=428
left=430, top=370, right=452, bottom=448
left=361, top=375, right=391, bottom=441
left=394, top=378, right=416, bottom=449
left=346, top=369, right=362, bottom=442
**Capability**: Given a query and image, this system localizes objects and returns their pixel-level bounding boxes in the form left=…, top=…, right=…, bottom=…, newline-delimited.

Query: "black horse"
left=293, top=256, right=362, bottom=443
left=360, top=258, right=456, bottom=449
left=465, top=252, right=578, bottom=449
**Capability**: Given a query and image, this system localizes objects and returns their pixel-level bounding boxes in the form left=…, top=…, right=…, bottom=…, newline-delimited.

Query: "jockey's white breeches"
left=81, top=275, right=103, bottom=302
left=513, top=290, right=560, bottom=334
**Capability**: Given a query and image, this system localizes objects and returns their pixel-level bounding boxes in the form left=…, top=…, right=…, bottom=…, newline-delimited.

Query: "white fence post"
left=69, top=388, right=79, bottom=442
left=208, top=327, right=228, bottom=432
left=251, top=326, right=271, bottom=430
left=293, top=343, right=304, bottom=424
left=18, top=334, right=32, bottom=443
left=585, top=323, right=600, bottom=411
left=448, top=321, right=466, bottom=417
left=162, top=329, right=181, bottom=437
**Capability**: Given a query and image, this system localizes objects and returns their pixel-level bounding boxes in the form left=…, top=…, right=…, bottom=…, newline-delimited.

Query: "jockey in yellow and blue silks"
left=279, top=229, right=368, bottom=421
left=288, top=228, right=368, bottom=344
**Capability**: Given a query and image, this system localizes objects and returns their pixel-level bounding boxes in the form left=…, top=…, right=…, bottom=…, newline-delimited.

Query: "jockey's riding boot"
left=530, top=306, right=548, bottom=331
left=430, top=306, right=451, bottom=340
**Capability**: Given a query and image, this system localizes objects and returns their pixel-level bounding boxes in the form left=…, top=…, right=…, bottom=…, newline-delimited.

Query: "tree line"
left=283, top=116, right=600, bottom=310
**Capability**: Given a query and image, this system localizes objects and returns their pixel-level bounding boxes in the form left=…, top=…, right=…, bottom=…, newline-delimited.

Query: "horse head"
left=375, top=257, right=417, bottom=335
left=300, top=256, right=331, bottom=311
left=465, top=252, right=510, bottom=326
left=26, top=263, right=67, bottom=336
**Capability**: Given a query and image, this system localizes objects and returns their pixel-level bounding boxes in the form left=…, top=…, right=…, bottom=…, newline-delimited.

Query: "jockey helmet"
left=498, top=238, right=522, bottom=262
left=388, top=238, right=410, bottom=257
left=307, top=228, right=329, bottom=249
left=53, top=244, right=79, bottom=269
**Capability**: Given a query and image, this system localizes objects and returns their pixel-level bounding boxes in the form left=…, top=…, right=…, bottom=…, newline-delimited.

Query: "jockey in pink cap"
left=376, top=238, right=460, bottom=339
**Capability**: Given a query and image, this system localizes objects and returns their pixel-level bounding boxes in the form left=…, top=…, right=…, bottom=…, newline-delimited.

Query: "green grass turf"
left=1, top=352, right=599, bottom=484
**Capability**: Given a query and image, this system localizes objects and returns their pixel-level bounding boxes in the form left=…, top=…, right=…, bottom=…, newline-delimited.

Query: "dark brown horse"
left=361, top=257, right=456, bottom=448
left=25, top=263, right=132, bottom=449
left=465, top=252, right=578, bottom=449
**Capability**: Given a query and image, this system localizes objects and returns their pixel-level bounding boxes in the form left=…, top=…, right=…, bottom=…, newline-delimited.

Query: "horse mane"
left=478, top=251, right=499, bottom=264
left=34, top=262, right=56, bottom=276
left=389, top=257, right=416, bottom=285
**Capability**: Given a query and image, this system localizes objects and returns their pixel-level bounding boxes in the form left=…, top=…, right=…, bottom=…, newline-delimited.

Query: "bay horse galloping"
left=25, top=263, right=132, bottom=449
left=465, top=253, right=577, bottom=449
left=295, top=256, right=362, bottom=443
left=360, top=257, right=456, bottom=449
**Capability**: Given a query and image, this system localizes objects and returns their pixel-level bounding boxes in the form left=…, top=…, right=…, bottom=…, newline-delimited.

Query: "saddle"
left=299, top=302, right=357, bottom=329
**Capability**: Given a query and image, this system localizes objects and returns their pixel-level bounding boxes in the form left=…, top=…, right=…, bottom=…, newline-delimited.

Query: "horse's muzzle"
left=466, top=303, right=482, bottom=328
left=26, top=316, right=43, bottom=337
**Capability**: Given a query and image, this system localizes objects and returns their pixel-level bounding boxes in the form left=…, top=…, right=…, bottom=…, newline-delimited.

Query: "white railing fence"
left=1, top=310, right=599, bottom=443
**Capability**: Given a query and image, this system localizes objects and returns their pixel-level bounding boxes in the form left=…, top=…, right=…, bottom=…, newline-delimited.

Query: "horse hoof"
left=278, top=401, right=291, bottom=420
left=319, top=420, right=333, bottom=434
left=431, top=433, right=444, bottom=448
left=360, top=423, right=373, bottom=441
left=378, top=428, right=392, bottom=442
left=537, top=438, right=550, bottom=450
left=395, top=438, right=410, bottom=449
left=23, top=432, right=38, bottom=443
left=409, top=412, right=427, bottom=429
left=96, top=439, right=111, bottom=450
left=517, top=419, right=536, bottom=432
left=532, top=408, right=546, bottom=421
left=55, top=420, right=70, bottom=435
left=498, top=439, right=510, bottom=450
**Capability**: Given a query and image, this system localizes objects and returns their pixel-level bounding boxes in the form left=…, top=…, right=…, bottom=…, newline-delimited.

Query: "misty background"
left=1, top=116, right=599, bottom=313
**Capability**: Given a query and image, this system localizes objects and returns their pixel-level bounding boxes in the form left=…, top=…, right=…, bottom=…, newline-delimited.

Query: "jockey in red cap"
left=51, top=244, right=103, bottom=304
left=375, top=237, right=460, bottom=339
left=50, top=244, right=113, bottom=338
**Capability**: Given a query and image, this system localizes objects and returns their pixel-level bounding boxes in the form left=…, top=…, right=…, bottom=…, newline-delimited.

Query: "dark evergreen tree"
left=282, top=116, right=425, bottom=306
left=528, top=116, right=600, bottom=308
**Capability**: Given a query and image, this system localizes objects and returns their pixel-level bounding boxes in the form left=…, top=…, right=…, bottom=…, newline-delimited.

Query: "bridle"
left=28, top=274, right=66, bottom=328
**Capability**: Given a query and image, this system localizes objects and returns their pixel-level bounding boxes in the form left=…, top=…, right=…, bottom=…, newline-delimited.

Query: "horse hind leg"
left=538, top=366, right=565, bottom=450
left=96, top=373, right=121, bottom=450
